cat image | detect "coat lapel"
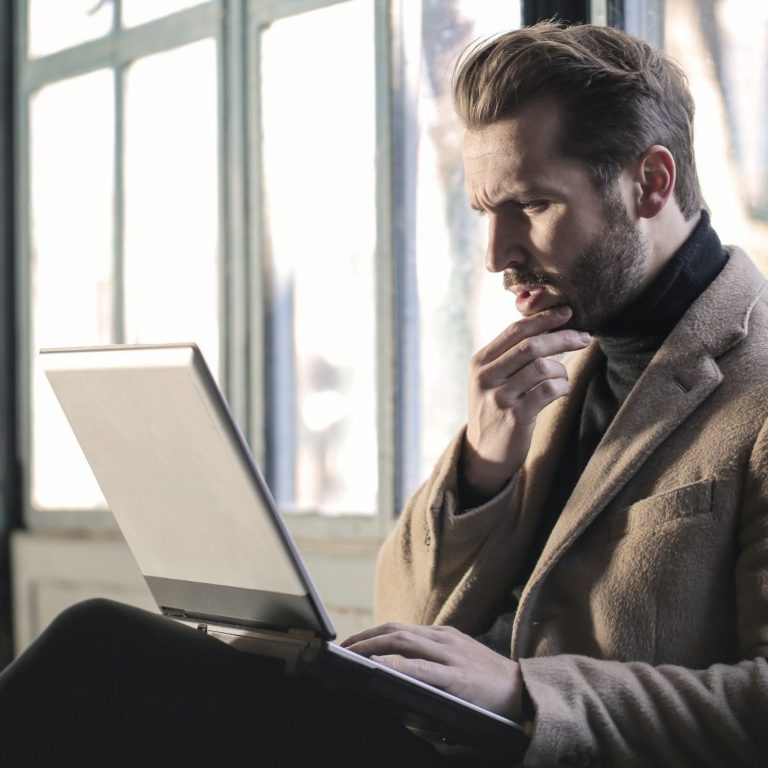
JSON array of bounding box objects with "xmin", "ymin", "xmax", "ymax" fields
[
  {"xmin": 521, "ymin": 248, "xmax": 767, "ymax": 596},
  {"xmin": 513, "ymin": 342, "xmax": 602, "ymax": 533}
]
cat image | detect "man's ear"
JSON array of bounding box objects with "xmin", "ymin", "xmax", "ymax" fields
[{"xmin": 635, "ymin": 145, "xmax": 676, "ymax": 218}]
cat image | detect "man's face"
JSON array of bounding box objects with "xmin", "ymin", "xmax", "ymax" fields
[{"xmin": 462, "ymin": 99, "xmax": 649, "ymax": 333}]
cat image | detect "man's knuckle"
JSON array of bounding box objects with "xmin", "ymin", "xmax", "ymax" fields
[
  {"xmin": 507, "ymin": 319, "xmax": 524, "ymax": 338},
  {"xmin": 493, "ymin": 388, "xmax": 512, "ymax": 408},
  {"xmin": 531, "ymin": 356, "xmax": 548, "ymax": 375},
  {"xmin": 540, "ymin": 379, "xmax": 561, "ymax": 397},
  {"xmin": 523, "ymin": 337, "xmax": 542, "ymax": 357},
  {"xmin": 393, "ymin": 630, "xmax": 413, "ymax": 645},
  {"xmin": 474, "ymin": 368, "xmax": 493, "ymax": 389}
]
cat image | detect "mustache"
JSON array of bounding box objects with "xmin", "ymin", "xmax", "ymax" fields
[{"xmin": 503, "ymin": 269, "xmax": 555, "ymax": 292}]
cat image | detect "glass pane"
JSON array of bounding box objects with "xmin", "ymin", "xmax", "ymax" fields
[
  {"xmin": 405, "ymin": 1, "xmax": 523, "ymax": 497},
  {"xmin": 30, "ymin": 71, "xmax": 114, "ymax": 510},
  {"xmin": 122, "ymin": 0, "xmax": 208, "ymax": 28},
  {"xmin": 28, "ymin": 0, "xmax": 113, "ymax": 58},
  {"xmin": 261, "ymin": 0, "xmax": 377, "ymax": 514},
  {"xmin": 123, "ymin": 40, "xmax": 220, "ymax": 376},
  {"xmin": 663, "ymin": 0, "xmax": 768, "ymax": 270}
]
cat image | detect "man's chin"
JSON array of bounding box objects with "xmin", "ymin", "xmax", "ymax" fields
[
  {"xmin": 522, "ymin": 302, "xmax": 591, "ymax": 333},
  {"xmin": 553, "ymin": 305, "xmax": 593, "ymax": 334}
]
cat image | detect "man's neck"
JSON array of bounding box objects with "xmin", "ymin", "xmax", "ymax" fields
[
  {"xmin": 641, "ymin": 205, "xmax": 702, "ymax": 289},
  {"xmin": 596, "ymin": 208, "xmax": 724, "ymax": 342}
]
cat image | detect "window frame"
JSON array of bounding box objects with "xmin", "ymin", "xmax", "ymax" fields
[{"xmin": 0, "ymin": 0, "xmax": 19, "ymax": 669}]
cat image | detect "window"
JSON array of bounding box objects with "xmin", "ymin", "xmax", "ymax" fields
[
  {"xmin": 616, "ymin": 0, "xmax": 768, "ymax": 271},
  {"xmin": 16, "ymin": 1, "xmax": 524, "ymax": 538},
  {"xmin": 661, "ymin": 0, "xmax": 768, "ymax": 270},
  {"xmin": 258, "ymin": 1, "xmax": 379, "ymax": 515}
]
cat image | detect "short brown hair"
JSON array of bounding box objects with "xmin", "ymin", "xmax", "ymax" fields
[{"xmin": 453, "ymin": 21, "xmax": 701, "ymax": 218}]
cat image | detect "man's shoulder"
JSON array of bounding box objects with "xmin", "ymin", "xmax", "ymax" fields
[
  {"xmin": 685, "ymin": 246, "xmax": 768, "ymax": 354},
  {"xmin": 698, "ymin": 249, "xmax": 768, "ymax": 402},
  {"xmin": 723, "ymin": 247, "xmax": 768, "ymax": 340}
]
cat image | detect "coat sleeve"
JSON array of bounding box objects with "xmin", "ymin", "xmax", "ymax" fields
[
  {"xmin": 374, "ymin": 428, "xmax": 525, "ymax": 632},
  {"xmin": 519, "ymin": 414, "xmax": 768, "ymax": 768},
  {"xmin": 519, "ymin": 655, "xmax": 768, "ymax": 767}
]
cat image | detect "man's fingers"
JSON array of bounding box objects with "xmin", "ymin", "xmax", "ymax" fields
[
  {"xmin": 492, "ymin": 356, "xmax": 569, "ymax": 407},
  {"xmin": 341, "ymin": 624, "xmax": 458, "ymax": 662},
  {"xmin": 369, "ymin": 654, "xmax": 453, "ymax": 690},
  {"xmin": 341, "ymin": 622, "xmax": 457, "ymax": 647},
  {"xmin": 345, "ymin": 631, "xmax": 445, "ymax": 662},
  {"xmin": 340, "ymin": 621, "xmax": 415, "ymax": 647},
  {"xmin": 517, "ymin": 376, "xmax": 571, "ymax": 415},
  {"xmin": 341, "ymin": 630, "xmax": 454, "ymax": 693},
  {"xmin": 474, "ymin": 327, "xmax": 589, "ymax": 389},
  {"xmin": 474, "ymin": 304, "xmax": 573, "ymax": 365}
]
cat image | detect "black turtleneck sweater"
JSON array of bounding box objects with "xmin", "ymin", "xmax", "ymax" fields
[
  {"xmin": 475, "ymin": 210, "xmax": 727, "ymax": 653},
  {"xmin": 576, "ymin": 210, "xmax": 726, "ymax": 475}
]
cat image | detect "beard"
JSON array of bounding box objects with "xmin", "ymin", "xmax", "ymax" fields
[{"xmin": 503, "ymin": 188, "xmax": 649, "ymax": 333}]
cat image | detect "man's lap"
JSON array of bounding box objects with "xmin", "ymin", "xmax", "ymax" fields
[{"xmin": 0, "ymin": 598, "xmax": 457, "ymax": 767}]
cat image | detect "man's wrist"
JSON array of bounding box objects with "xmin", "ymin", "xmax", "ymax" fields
[{"xmin": 458, "ymin": 442, "xmax": 515, "ymax": 509}]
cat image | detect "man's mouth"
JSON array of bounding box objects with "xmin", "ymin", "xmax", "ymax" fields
[
  {"xmin": 511, "ymin": 284, "xmax": 546, "ymax": 299},
  {"xmin": 512, "ymin": 285, "xmax": 549, "ymax": 314}
]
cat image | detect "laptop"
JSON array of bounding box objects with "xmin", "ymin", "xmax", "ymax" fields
[{"xmin": 40, "ymin": 342, "xmax": 528, "ymax": 756}]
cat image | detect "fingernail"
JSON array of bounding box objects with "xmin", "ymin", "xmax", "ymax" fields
[
  {"xmin": 579, "ymin": 332, "xmax": 591, "ymax": 344},
  {"xmin": 554, "ymin": 305, "xmax": 571, "ymax": 317}
]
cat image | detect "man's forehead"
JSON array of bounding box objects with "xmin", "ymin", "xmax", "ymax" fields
[
  {"xmin": 462, "ymin": 127, "xmax": 558, "ymax": 193},
  {"xmin": 463, "ymin": 104, "xmax": 564, "ymax": 170}
]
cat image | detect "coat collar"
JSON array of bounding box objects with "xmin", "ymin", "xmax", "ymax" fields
[{"xmin": 517, "ymin": 247, "xmax": 766, "ymax": 604}]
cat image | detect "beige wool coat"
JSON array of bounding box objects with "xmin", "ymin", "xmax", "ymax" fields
[{"xmin": 375, "ymin": 248, "xmax": 768, "ymax": 767}]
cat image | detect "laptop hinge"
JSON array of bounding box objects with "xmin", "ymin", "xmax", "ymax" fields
[
  {"xmin": 160, "ymin": 607, "xmax": 324, "ymax": 640},
  {"xmin": 162, "ymin": 607, "xmax": 188, "ymax": 619},
  {"xmin": 192, "ymin": 622, "xmax": 320, "ymax": 644}
]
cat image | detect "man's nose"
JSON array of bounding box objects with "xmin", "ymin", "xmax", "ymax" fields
[{"xmin": 485, "ymin": 213, "xmax": 526, "ymax": 273}]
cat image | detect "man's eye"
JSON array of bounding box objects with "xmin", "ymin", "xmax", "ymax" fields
[{"xmin": 519, "ymin": 200, "xmax": 548, "ymax": 212}]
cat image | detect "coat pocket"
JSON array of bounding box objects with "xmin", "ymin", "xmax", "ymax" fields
[
  {"xmin": 593, "ymin": 476, "xmax": 733, "ymax": 665},
  {"xmin": 605, "ymin": 477, "xmax": 714, "ymax": 541}
]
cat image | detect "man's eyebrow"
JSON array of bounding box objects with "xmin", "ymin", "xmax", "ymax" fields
[{"xmin": 469, "ymin": 188, "xmax": 560, "ymax": 210}]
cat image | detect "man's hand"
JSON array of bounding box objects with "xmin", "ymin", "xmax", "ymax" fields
[
  {"xmin": 462, "ymin": 305, "xmax": 590, "ymax": 502},
  {"xmin": 341, "ymin": 622, "xmax": 525, "ymax": 721}
]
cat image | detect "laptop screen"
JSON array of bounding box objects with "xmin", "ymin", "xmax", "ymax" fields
[{"xmin": 40, "ymin": 343, "xmax": 336, "ymax": 638}]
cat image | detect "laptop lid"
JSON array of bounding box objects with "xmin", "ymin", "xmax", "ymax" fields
[{"xmin": 40, "ymin": 342, "xmax": 336, "ymax": 640}]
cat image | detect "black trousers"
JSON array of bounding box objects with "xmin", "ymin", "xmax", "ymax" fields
[{"xmin": 0, "ymin": 599, "xmax": 515, "ymax": 767}]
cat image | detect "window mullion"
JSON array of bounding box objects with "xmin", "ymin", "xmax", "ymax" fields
[
  {"xmin": 113, "ymin": 64, "xmax": 125, "ymax": 344},
  {"xmin": 374, "ymin": 0, "xmax": 397, "ymax": 533},
  {"xmin": 221, "ymin": 0, "xmax": 250, "ymax": 433},
  {"xmin": 245, "ymin": 10, "xmax": 267, "ymax": 469},
  {"xmin": 113, "ymin": 0, "xmax": 124, "ymax": 345}
]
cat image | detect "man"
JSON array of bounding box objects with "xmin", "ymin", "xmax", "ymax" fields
[
  {"xmin": 1, "ymin": 20, "xmax": 766, "ymax": 768},
  {"xmin": 342, "ymin": 20, "xmax": 768, "ymax": 767}
]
